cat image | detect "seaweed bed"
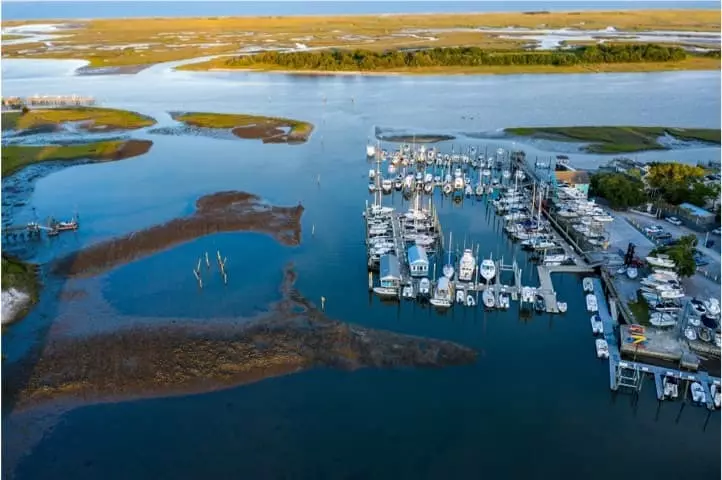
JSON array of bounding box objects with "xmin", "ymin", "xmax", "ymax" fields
[
  {"xmin": 9, "ymin": 266, "xmax": 477, "ymax": 410},
  {"xmin": 52, "ymin": 191, "xmax": 304, "ymax": 278}
]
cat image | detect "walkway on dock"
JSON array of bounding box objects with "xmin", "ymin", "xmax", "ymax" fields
[
  {"xmin": 391, "ymin": 213, "xmax": 410, "ymax": 283},
  {"xmin": 536, "ymin": 264, "xmax": 594, "ymax": 313},
  {"xmin": 593, "ymin": 278, "xmax": 720, "ymax": 410}
]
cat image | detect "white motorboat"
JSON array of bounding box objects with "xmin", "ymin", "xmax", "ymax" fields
[
  {"xmin": 595, "ymin": 339, "xmax": 609, "ymax": 359},
  {"xmin": 590, "ymin": 314, "xmax": 603, "ymax": 334},
  {"xmin": 402, "ymin": 284, "xmax": 414, "ymax": 299},
  {"xmin": 430, "ymin": 277, "xmax": 453, "ymax": 308},
  {"xmin": 368, "ymin": 182, "xmax": 377, "ymax": 193},
  {"xmin": 424, "ymin": 183, "xmax": 433, "ymax": 194},
  {"xmin": 582, "ymin": 277, "xmax": 594, "ymax": 293},
  {"xmin": 481, "ymin": 168, "xmax": 491, "ymax": 177},
  {"xmin": 366, "ymin": 205, "xmax": 394, "ymax": 216},
  {"xmin": 475, "ymin": 184, "xmax": 484, "ymax": 197},
  {"xmin": 557, "ymin": 301, "xmax": 567, "ymax": 313},
  {"xmin": 366, "ymin": 144, "xmax": 376, "ymax": 157},
  {"xmin": 704, "ymin": 298, "xmax": 721, "ymax": 316},
  {"xmin": 715, "ymin": 332, "xmax": 721, "ymax": 348},
  {"xmin": 373, "ymin": 286, "xmax": 398, "ymax": 298},
  {"xmin": 626, "ymin": 267, "xmax": 638, "ymax": 279},
  {"xmin": 458, "ymin": 249, "xmax": 477, "ymax": 283},
  {"xmin": 711, "ymin": 384, "xmax": 721, "ymax": 409},
  {"xmin": 684, "ymin": 326, "xmax": 697, "ymax": 341},
  {"xmin": 466, "ymin": 294, "xmax": 476, "ymax": 307},
  {"xmin": 698, "ymin": 327, "xmax": 712, "ymax": 343},
  {"xmin": 690, "ymin": 299, "xmax": 707, "ymax": 316},
  {"xmin": 464, "ymin": 184, "xmax": 473, "ymax": 197},
  {"xmin": 482, "ymin": 289, "xmax": 495, "ymax": 308},
  {"xmin": 479, "ymin": 257, "xmax": 496, "ymax": 283},
  {"xmin": 498, "ymin": 292, "xmax": 510, "ymax": 309},
  {"xmin": 442, "ymin": 183, "xmax": 453, "ymax": 195},
  {"xmin": 381, "ymin": 179, "xmax": 393, "ymax": 194},
  {"xmin": 659, "ymin": 289, "xmax": 684, "ymax": 300},
  {"xmin": 369, "ymin": 168, "xmax": 376, "ymax": 179},
  {"xmin": 586, "ymin": 294, "xmax": 598, "ymax": 313},
  {"xmin": 502, "ymin": 169, "xmax": 511, "ymax": 179},
  {"xmin": 418, "ymin": 278, "xmax": 431, "ymax": 298},
  {"xmin": 649, "ymin": 312, "xmax": 677, "ymax": 328},
  {"xmin": 453, "ymin": 177, "xmax": 465, "ymax": 191},
  {"xmin": 521, "ymin": 286, "xmax": 535, "ymax": 303},
  {"xmin": 456, "ymin": 289, "xmax": 466, "ymax": 304},
  {"xmin": 535, "ymin": 161, "xmax": 549, "ymax": 168},
  {"xmin": 646, "ymin": 255, "xmax": 676, "ymax": 269},
  {"xmin": 688, "ymin": 316, "xmax": 701, "ymax": 327},
  {"xmin": 663, "ymin": 375, "xmax": 679, "ymax": 399},
  {"xmin": 690, "ymin": 382, "xmax": 706, "ymax": 404},
  {"xmin": 515, "ymin": 170, "xmax": 525, "ymax": 181}
]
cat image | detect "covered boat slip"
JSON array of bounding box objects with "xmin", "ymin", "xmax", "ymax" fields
[
  {"xmin": 379, "ymin": 254, "xmax": 402, "ymax": 289},
  {"xmin": 407, "ymin": 245, "xmax": 429, "ymax": 277}
]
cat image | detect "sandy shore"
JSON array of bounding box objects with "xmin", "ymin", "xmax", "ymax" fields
[{"xmin": 1, "ymin": 288, "xmax": 30, "ymax": 324}]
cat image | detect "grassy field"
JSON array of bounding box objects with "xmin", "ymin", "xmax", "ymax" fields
[
  {"xmin": 1, "ymin": 107, "xmax": 156, "ymax": 131},
  {"xmin": 1, "ymin": 254, "xmax": 39, "ymax": 317},
  {"xmin": 173, "ymin": 112, "xmax": 314, "ymax": 143},
  {"xmin": 180, "ymin": 55, "xmax": 720, "ymax": 75},
  {"xmin": 505, "ymin": 126, "xmax": 721, "ymax": 153},
  {"xmin": 1, "ymin": 10, "xmax": 718, "ymax": 70},
  {"xmin": 1, "ymin": 139, "xmax": 153, "ymax": 177}
]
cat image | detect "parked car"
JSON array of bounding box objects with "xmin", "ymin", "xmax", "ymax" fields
[
  {"xmin": 665, "ymin": 216, "xmax": 683, "ymax": 226},
  {"xmin": 645, "ymin": 225, "xmax": 664, "ymax": 234},
  {"xmin": 712, "ymin": 228, "xmax": 721, "ymax": 235},
  {"xmin": 653, "ymin": 232, "xmax": 672, "ymax": 240}
]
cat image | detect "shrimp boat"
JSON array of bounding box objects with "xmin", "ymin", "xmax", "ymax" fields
[
  {"xmin": 586, "ymin": 294, "xmax": 598, "ymax": 312},
  {"xmin": 479, "ymin": 256, "xmax": 496, "ymax": 283},
  {"xmin": 430, "ymin": 276, "xmax": 453, "ymax": 308},
  {"xmin": 590, "ymin": 314, "xmax": 603, "ymax": 334},
  {"xmin": 458, "ymin": 249, "xmax": 476, "ymax": 283},
  {"xmin": 595, "ymin": 339, "xmax": 609, "ymax": 359}
]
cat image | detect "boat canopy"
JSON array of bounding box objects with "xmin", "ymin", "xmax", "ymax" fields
[
  {"xmin": 407, "ymin": 245, "xmax": 429, "ymax": 266},
  {"xmin": 380, "ymin": 254, "xmax": 401, "ymax": 282},
  {"xmin": 437, "ymin": 276, "xmax": 450, "ymax": 292}
]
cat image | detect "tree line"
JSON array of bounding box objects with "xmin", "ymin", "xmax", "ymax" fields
[{"xmin": 225, "ymin": 44, "xmax": 688, "ymax": 70}]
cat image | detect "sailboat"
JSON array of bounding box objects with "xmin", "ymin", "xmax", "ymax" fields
[
  {"xmin": 479, "ymin": 255, "xmax": 496, "ymax": 283},
  {"xmin": 443, "ymin": 232, "xmax": 455, "ymax": 279}
]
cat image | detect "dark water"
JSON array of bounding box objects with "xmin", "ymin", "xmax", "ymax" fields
[
  {"xmin": 1, "ymin": 60, "xmax": 720, "ymax": 478},
  {"xmin": 2, "ymin": 1, "xmax": 717, "ymax": 20}
]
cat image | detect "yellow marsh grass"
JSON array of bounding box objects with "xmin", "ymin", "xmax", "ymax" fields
[{"xmin": 1, "ymin": 10, "xmax": 718, "ymax": 68}]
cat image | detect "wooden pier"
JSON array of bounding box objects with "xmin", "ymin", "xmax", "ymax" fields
[{"xmin": 536, "ymin": 264, "xmax": 594, "ymax": 313}]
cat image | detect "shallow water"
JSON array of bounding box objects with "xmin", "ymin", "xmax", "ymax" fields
[{"xmin": 1, "ymin": 59, "xmax": 720, "ymax": 479}]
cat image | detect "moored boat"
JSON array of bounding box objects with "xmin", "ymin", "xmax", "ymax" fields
[
  {"xmin": 586, "ymin": 294, "xmax": 598, "ymax": 313},
  {"xmin": 595, "ymin": 339, "xmax": 609, "ymax": 359}
]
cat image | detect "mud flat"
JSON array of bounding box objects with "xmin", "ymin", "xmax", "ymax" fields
[
  {"xmin": 1, "ymin": 107, "xmax": 156, "ymax": 133},
  {"xmin": 377, "ymin": 134, "xmax": 456, "ymax": 143},
  {"xmin": 53, "ymin": 191, "xmax": 304, "ymax": 278},
  {"xmin": 11, "ymin": 266, "xmax": 477, "ymax": 409},
  {"xmin": 170, "ymin": 111, "xmax": 314, "ymax": 144}
]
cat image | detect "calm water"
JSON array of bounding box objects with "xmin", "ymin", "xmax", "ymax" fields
[
  {"xmin": 2, "ymin": 1, "xmax": 718, "ymax": 20},
  {"xmin": 1, "ymin": 59, "xmax": 720, "ymax": 479}
]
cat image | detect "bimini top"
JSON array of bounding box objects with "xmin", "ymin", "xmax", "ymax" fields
[
  {"xmin": 407, "ymin": 245, "xmax": 429, "ymax": 265},
  {"xmin": 380, "ymin": 254, "xmax": 401, "ymax": 281},
  {"xmin": 436, "ymin": 276, "xmax": 450, "ymax": 292}
]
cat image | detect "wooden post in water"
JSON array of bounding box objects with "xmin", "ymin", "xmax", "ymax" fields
[{"xmin": 321, "ymin": 296, "xmax": 326, "ymax": 311}]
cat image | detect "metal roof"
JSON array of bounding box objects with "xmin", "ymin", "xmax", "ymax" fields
[
  {"xmin": 380, "ymin": 254, "xmax": 401, "ymax": 280},
  {"xmin": 679, "ymin": 202, "xmax": 714, "ymax": 218},
  {"xmin": 407, "ymin": 245, "xmax": 429, "ymax": 265}
]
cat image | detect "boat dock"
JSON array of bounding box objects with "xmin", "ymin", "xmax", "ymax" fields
[
  {"xmin": 2, "ymin": 95, "xmax": 96, "ymax": 109},
  {"xmin": 593, "ymin": 278, "xmax": 719, "ymax": 410},
  {"xmin": 537, "ymin": 264, "xmax": 594, "ymax": 313}
]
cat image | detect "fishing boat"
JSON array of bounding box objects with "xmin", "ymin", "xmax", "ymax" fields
[
  {"xmin": 458, "ymin": 249, "xmax": 477, "ymax": 283},
  {"xmin": 595, "ymin": 339, "xmax": 609, "ymax": 359},
  {"xmin": 690, "ymin": 382, "xmax": 706, "ymax": 404},
  {"xmin": 684, "ymin": 326, "xmax": 697, "ymax": 341},
  {"xmin": 534, "ymin": 295, "xmax": 545, "ymax": 313},
  {"xmin": 418, "ymin": 277, "xmax": 431, "ymax": 299},
  {"xmin": 590, "ymin": 314, "xmax": 603, "ymax": 334},
  {"xmin": 455, "ymin": 289, "xmax": 466, "ymax": 304},
  {"xmin": 430, "ymin": 277, "xmax": 453, "ymax": 308},
  {"xmin": 482, "ymin": 289, "xmax": 495, "ymax": 309},
  {"xmin": 582, "ymin": 277, "xmax": 594, "ymax": 293},
  {"xmin": 663, "ymin": 375, "xmax": 679, "ymax": 399},
  {"xmin": 479, "ymin": 257, "xmax": 496, "ymax": 283},
  {"xmin": 711, "ymin": 384, "xmax": 721, "ymax": 409},
  {"xmin": 586, "ymin": 294, "xmax": 598, "ymax": 313},
  {"xmin": 498, "ymin": 292, "xmax": 510, "ymax": 309}
]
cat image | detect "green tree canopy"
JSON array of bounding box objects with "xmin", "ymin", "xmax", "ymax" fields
[
  {"xmin": 652, "ymin": 234, "xmax": 698, "ymax": 277},
  {"xmin": 589, "ymin": 172, "xmax": 646, "ymax": 209},
  {"xmin": 646, "ymin": 162, "xmax": 717, "ymax": 206}
]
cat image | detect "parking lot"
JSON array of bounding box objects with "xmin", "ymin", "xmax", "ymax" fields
[{"xmin": 615, "ymin": 210, "xmax": 721, "ymax": 300}]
